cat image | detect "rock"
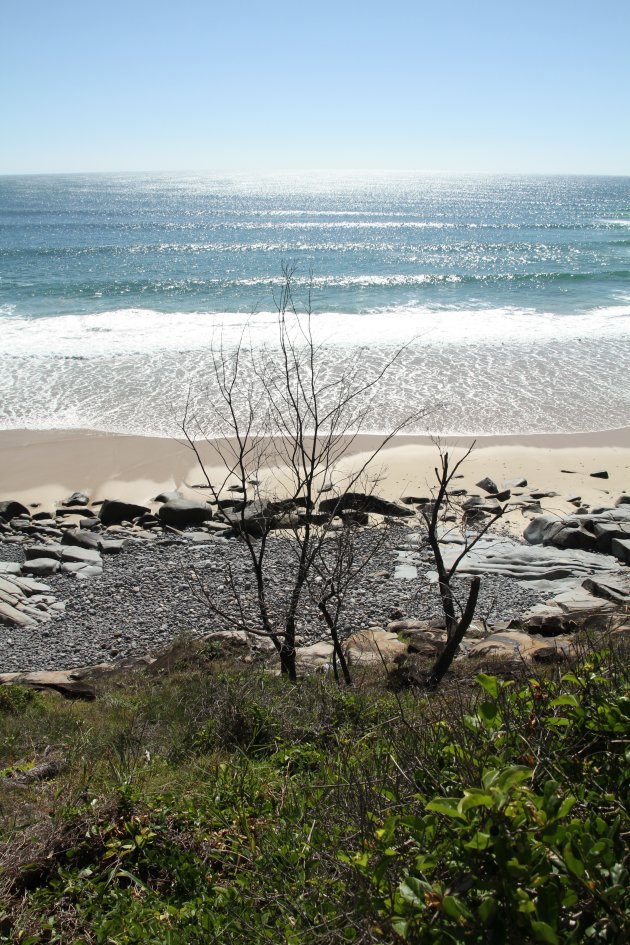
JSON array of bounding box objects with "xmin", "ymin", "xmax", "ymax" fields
[
  {"xmin": 56, "ymin": 506, "xmax": 97, "ymax": 518},
  {"xmin": 0, "ymin": 671, "xmax": 95, "ymax": 700},
  {"xmin": 0, "ymin": 601, "xmax": 38, "ymax": 627},
  {"xmin": 319, "ymin": 493, "xmax": 414, "ymax": 518},
  {"xmin": 99, "ymin": 500, "xmax": 150, "ymax": 526},
  {"xmin": 476, "ymin": 477, "xmax": 498, "ymax": 494},
  {"xmin": 615, "ymin": 495, "xmax": 630, "ymax": 507},
  {"xmin": 590, "ymin": 470, "xmax": 609, "ymax": 479},
  {"xmin": 496, "ymin": 489, "xmax": 511, "ymax": 502},
  {"xmin": 468, "ymin": 631, "xmax": 575, "ymax": 662},
  {"xmin": 295, "ymin": 641, "xmax": 335, "ymax": 674},
  {"xmin": 530, "ymin": 490, "xmax": 558, "ymax": 500},
  {"xmin": 158, "ymin": 499, "xmax": 213, "ymax": 528},
  {"xmin": 61, "ymin": 528, "xmax": 101, "ymax": 551},
  {"xmin": 340, "ymin": 510, "xmax": 370, "ymax": 526},
  {"xmin": 504, "ymin": 477, "xmax": 527, "ymax": 488},
  {"xmin": 343, "ymin": 628, "xmax": 408, "ymax": 666},
  {"xmin": 593, "ymin": 521, "xmax": 630, "ymax": 554},
  {"xmin": 61, "ymin": 546, "xmax": 102, "ymax": 565},
  {"xmin": 154, "ymin": 489, "xmax": 184, "ymax": 503},
  {"xmin": 402, "ymin": 496, "xmax": 431, "ymax": 505},
  {"xmin": 0, "ymin": 500, "xmax": 30, "ymax": 522},
  {"xmin": 62, "ymin": 492, "xmax": 89, "ymax": 506},
  {"xmin": 22, "ymin": 558, "xmax": 60, "ymax": 576},
  {"xmin": 611, "ymin": 538, "xmax": 630, "ymax": 564},
  {"xmin": 24, "ymin": 543, "xmax": 64, "ymax": 561},
  {"xmin": 387, "ymin": 617, "xmax": 428, "ymax": 633}
]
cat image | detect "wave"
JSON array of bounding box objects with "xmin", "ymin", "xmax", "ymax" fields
[{"xmin": 2, "ymin": 302, "xmax": 630, "ymax": 358}]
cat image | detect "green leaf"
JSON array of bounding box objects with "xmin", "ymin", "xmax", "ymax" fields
[
  {"xmin": 550, "ymin": 694, "xmax": 580, "ymax": 708},
  {"xmin": 495, "ymin": 765, "xmax": 533, "ymax": 791},
  {"xmin": 459, "ymin": 790, "xmax": 495, "ymax": 813},
  {"xmin": 465, "ymin": 831, "xmax": 491, "ymax": 850},
  {"xmin": 398, "ymin": 875, "xmax": 426, "ymax": 908},
  {"xmin": 531, "ymin": 920, "xmax": 560, "ymax": 944},
  {"xmin": 478, "ymin": 701, "xmax": 500, "ymax": 724},
  {"xmin": 426, "ymin": 798, "xmax": 467, "ymax": 821},
  {"xmin": 562, "ymin": 843, "xmax": 586, "ymax": 878},
  {"xmin": 476, "ymin": 673, "xmax": 500, "ymax": 699},
  {"xmin": 557, "ymin": 795, "xmax": 577, "ymax": 819},
  {"xmin": 478, "ymin": 897, "xmax": 497, "ymax": 923}
]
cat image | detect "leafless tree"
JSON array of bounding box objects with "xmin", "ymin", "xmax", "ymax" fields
[
  {"xmin": 420, "ymin": 444, "xmax": 507, "ymax": 689},
  {"xmin": 180, "ymin": 265, "xmax": 425, "ymax": 681}
]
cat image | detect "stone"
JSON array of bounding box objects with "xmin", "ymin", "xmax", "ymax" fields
[
  {"xmin": 319, "ymin": 493, "xmax": 413, "ymax": 518},
  {"xmin": 62, "ymin": 492, "xmax": 89, "ymax": 506},
  {"xmin": 530, "ymin": 490, "xmax": 558, "ymax": 500},
  {"xmin": 504, "ymin": 477, "xmax": 527, "ymax": 488},
  {"xmin": 402, "ymin": 496, "xmax": 431, "ymax": 505},
  {"xmin": 158, "ymin": 499, "xmax": 213, "ymax": 528},
  {"xmin": 611, "ymin": 538, "xmax": 630, "ymax": 564},
  {"xmin": 496, "ymin": 489, "xmax": 511, "ymax": 502},
  {"xmin": 0, "ymin": 601, "xmax": 37, "ymax": 627},
  {"xmin": 61, "ymin": 528, "xmax": 101, "ymax": 550},
  {"xmin": 22, "ymin": 558, "xmax": 60, "ymax": 575},
  {"xmin": 476, "ymin": 477, "xmax": 498, "ymax": 494},
  {"xmin": 593, "ymin": 521, "xmax": 630, "ymax": 554},
  {"xmin": 24, "ymin": 543, "xmax": 64, "ymax": 560},
  {"xmin": 154, "ymin": 489, "xmax": 184, "ymax": 503},
  {"xmin": 590, "ymin": 470, "xmax": 609, "ymax": 479},
  {"xmin": 295, "ymin": 641, "xmax": 335, "ymax": 674},
  {"xmin": 343, "ymin": 628, "xmax": 408, "ymax": 666},
  {"xmin": 0, "ymin": 672, "xmax": 95, "ymax": 700},
  {"xmin": 56, "ymin": 506, "xmax": 96, "ymax": 518},
  {"xmin": 99, "ymin": 500, "xmax": 150, "ymax": 526},
  {"xmin": 61, "ymin": 546, "xmax": 102, "ymax": 565},
  {"xmin": 468, "ymin": 631, "xmax": 574, "ymax": 661},
  {"xmin": 615, "ymin": 495, "xmax": 630, "ymax": 507},
  {"xmin": 0, "ymin": 500, "xmax": 30, "ymax": 522}
]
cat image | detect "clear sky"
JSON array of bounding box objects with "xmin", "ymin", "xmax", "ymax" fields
[{"xmin": 2, "ymin": 0, "xmax": 629, "ymax": 175}]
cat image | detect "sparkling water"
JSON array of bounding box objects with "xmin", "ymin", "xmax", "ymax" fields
[{"xmin": 1, "ymin": 171, "xmax": 629, "ymax": 435}]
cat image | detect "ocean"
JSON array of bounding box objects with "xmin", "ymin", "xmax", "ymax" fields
[{"xmin": 1, "ymin": 171, "xmax": 629, "ymax": 437}]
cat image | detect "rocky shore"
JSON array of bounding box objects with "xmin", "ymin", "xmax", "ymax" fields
[{"xmin": 1, "ymin": 469, "xmax": 629, "ymax": 684}]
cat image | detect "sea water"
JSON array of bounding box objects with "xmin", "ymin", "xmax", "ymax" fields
[{"xmin": 1, "ymin": 171, "xmax": 629, "ymax": 436}]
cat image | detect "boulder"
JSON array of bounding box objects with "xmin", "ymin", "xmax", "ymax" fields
[
  {"xmin": 61, "ymin": 546, "xmax": 102, "ymax": 565},
  {"xmin": 468, "ymin": 631, "xmax": 575, "ymax": 662},
  {"xmin": 99, "ymin": 500, "xmax": 150, "ymax": 526},
  {"xmin": 24, "ymin": 543, "xmax": 64, "ymax": 560},
  {"xmin": 476, "ymin": 477, "xmax": 498, "ymax": 495},
  {"xmin": 22, "ymin": 558, "xmax": 60, "ymax": 576},
  {"xmin": 61, "ymin": 528, "xmax": 101, "ymax": 551},
  {"xmin": 158, "ymin": 499, "xmax": 213, "ymax": 528},
  {"xmin": 615, "ymin": 495, "xmax": 630, "ymax": 507},
  {"xmin": 295, "ymin": 641, "xmax": 335, "ymax": 674},
  {"xmin": 611, "ymin": 538, "xmax": 630, "ymax": 565},
  {"xmin": 154, "ymin": 489, "xmax": 184, "ymax": 503},
  {"xmin": 0, "ymin": 500, "xmax": 30, "ymax": 522},
  {"xmin": 590, "ymin": 470, "xmax": 609, "ymax": 479},
  {"xmin": 61, "ymin": 492, "xmax": 89, "ymax": 506},
  {"xmin": 343, "ymin": 628, "xmax": 408, "ymax": 666},
  {"xmin": 319, "ymin": 493, "xmax": 413, "ymax": 518}
]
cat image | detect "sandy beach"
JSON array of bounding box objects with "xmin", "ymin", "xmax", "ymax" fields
[{"xmin": 1, "ymin": 428, "xmax": 628, "ymax": 526}]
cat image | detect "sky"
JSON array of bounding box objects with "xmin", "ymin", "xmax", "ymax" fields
[{"xmin": 2, "ymin": 0, "xmax": 629, "ymax": 176}]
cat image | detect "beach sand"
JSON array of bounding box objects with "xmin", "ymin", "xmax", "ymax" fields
[{"xmin": 1, "ymin": 428, "xmax": 628, "ymax": 530}]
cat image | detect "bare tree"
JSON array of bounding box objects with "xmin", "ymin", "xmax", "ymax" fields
[
  {"xmin": 420, "ymin": 444, "xmax": 507, "ymax": 689},
  {"xmin": 180, "ymin": 265, "xmax": 425, "ymax": 681}
]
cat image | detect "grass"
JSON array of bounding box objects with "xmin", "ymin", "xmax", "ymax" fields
[{"xmin": 0, "ymin": 641, "xmax": 628, "ymax": 944}]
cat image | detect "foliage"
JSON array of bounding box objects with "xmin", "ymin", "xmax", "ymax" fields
[{"xmin": 0, "ymin": 650, "xmax": 627, "ymax": 944}]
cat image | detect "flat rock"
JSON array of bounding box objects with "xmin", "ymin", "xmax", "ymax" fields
[
  {"xmin": 0, "ymin": 601, "xmax": 37, "ymax": 627},
  {"xmin": 22, "ymin": 558, "xmax": 60, "ymax": 576},
  {"xmin": 62, "ymin": 492, "xmax": 90, "ymax": 506},
  {"xmin": 158, "ymin": 499, "xmax": 213, "ymax": 528},
  {"xmin": 590, "ymin": 470, "xmax": 609, "ymax": 479},
  {"xmin": 319, "ymin": 493, "xmax": 413, "ymax": 518},
  {"xmin": 61, "ymin": 546, "xmax": 103, "ymax": 565},
  {"xmin": 476, "ymin": 477, "xmax": 498, "ymax": 494},
  {"xmin": 468, "ymin": 631, "xmax": 575, "ymax": 661}
]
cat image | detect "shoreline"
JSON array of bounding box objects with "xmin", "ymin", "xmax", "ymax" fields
[{"xmin": 1, "ymin": 427, "xmax": 628, "ymax": 519}]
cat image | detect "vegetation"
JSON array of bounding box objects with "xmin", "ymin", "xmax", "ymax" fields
[{"xmin": 1, "ymin": 644, "xmax": 628, "ymax": 944}]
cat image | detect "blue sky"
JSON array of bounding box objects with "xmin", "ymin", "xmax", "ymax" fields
[{"xmin": 2, "ymin": 0, "xmax": 629, "ymax": 175}]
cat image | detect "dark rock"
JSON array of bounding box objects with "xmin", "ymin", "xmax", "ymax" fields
[
  {"xmin": 476, "ymin": 477, "xmax": 498, "ymax": 494},
  {"xmin": 24, "ymin": 544, "xmax": 64, "ymax": 560},
  {"xmin": 340, "ymin": 510, "xmax": 370, "ymax": 526},
  {"xmin": 593, "ymin": 521, "xmax": 630, "ymax": 554},
  {"xmin": 590, "ymin": 470, "xmax": 609, "ymax": 479},
  {"xmin": 402, "ymin": 496, "xmax": 431, "ymax": 505},
  {"xmin": 611, "ymin": 538, "xmax": 630, "ymax": 564},
  {"xmin": 496, "ymin": 489, "xmax": 511, "ymax": 502},
  {"xmin": 61, "ymin": 529, "xmax": 101, "ymax": 551},
  {"xmin": 319, "ymin": 493, "xmax": 413, "ymax": 518},
  {"xmin": 62, "ymin": 492, "xmax": 89, "ymax": 506},
  {"xmin": 56, "ymin": 506, "xmax": 97, "ymax": 518},
  {"xmin": 615, "ymin": 495, "xmax": 630, "ymax": 507},
  {"xmin": 99, "ymin": 500, "xmax": 150, "ymax": 526},
  {"xmin": 0, "ymin": 500, "xmax": 30, "ymax": 522},
  {"xmin": 158, "ymin": 499, "xmax": 213, "ymax": 528},
  {"xmin": 32, "ymin": 511, "xmax": 54, "ymax": 521}
]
